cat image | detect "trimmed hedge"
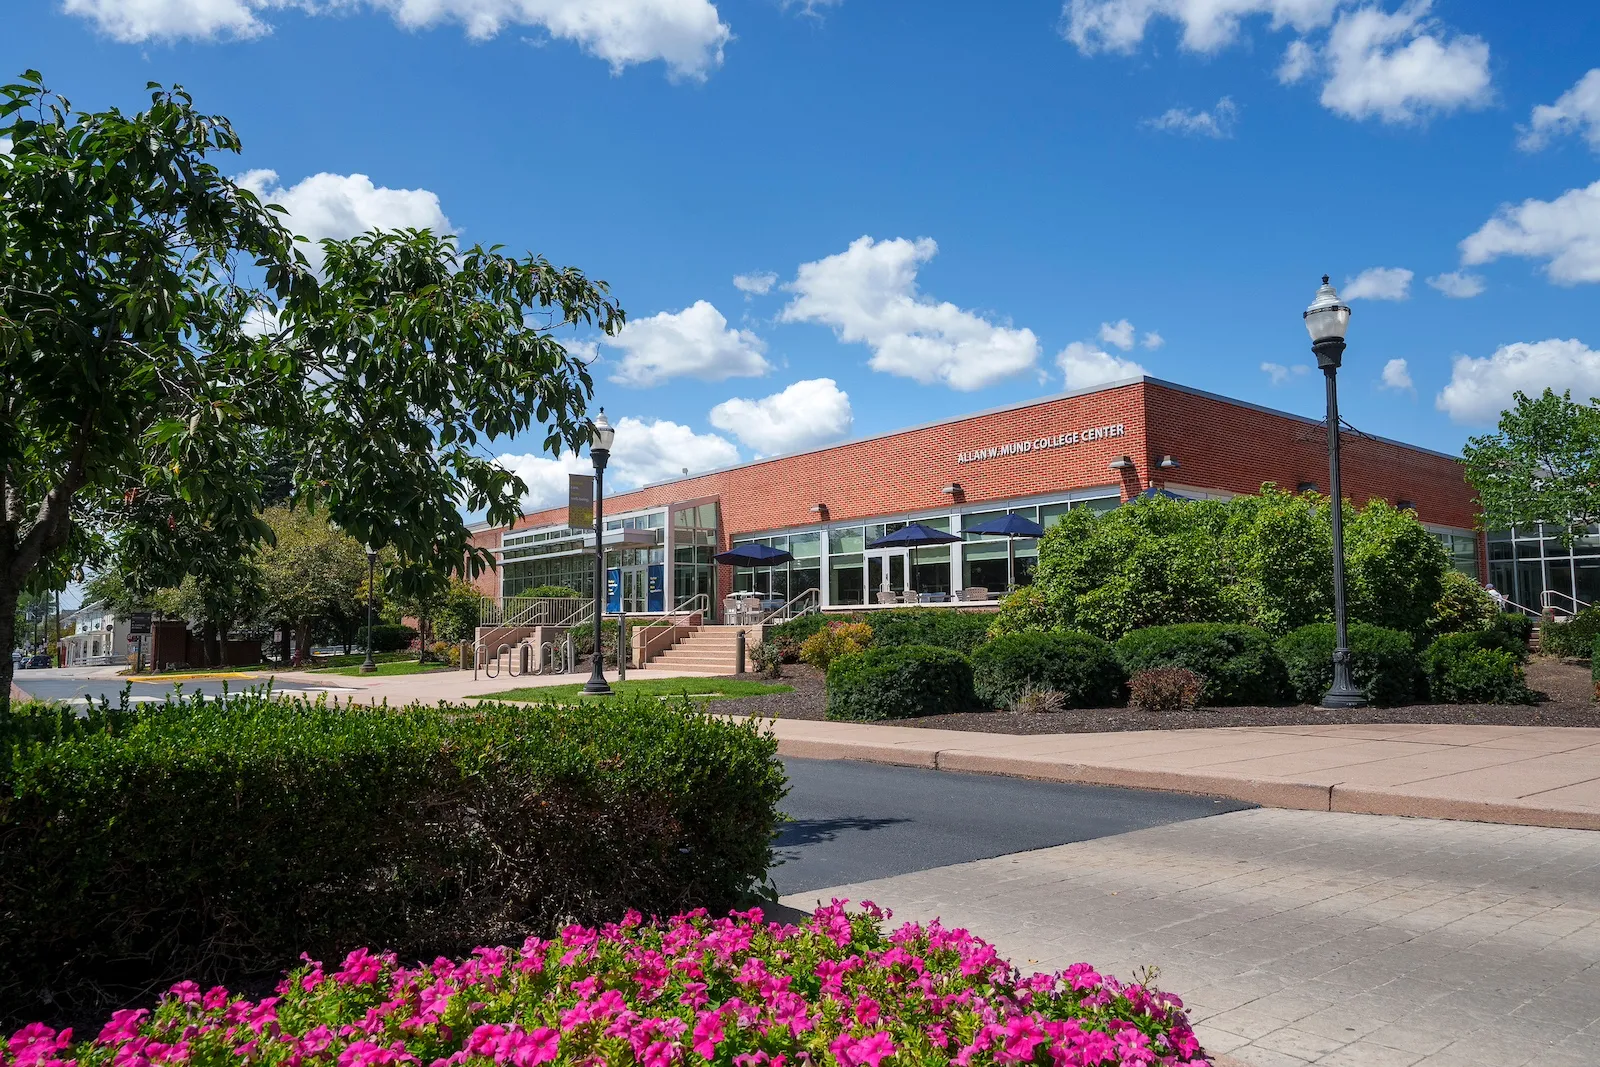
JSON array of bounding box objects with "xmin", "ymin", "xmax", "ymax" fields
[
  {"xmin": 356, "ymin": 622, "xmax": 417, "ymax": 652},
  {"xmin": 1490, "ymin": 610, "xmax": 1535, "ymax": 648},
  {"xmin": 1277, "ymin": 622, "xmax": 1419, "ymax": 707},
  {"xmin": 0, "ymin": 690, "xmax": 784, "ymax": 1026},
  {"xmin": 1115, "ymin": 623, "xmax": 1289, "ymax": 706},
  {"xmin": 866, "ymin": 609, "xmax": 997, "ymax": 654},
  {"xmin": 970, "ymin": 631, "xmax": 1125, "ymax": 710},
  {"xmin": 1422, "ymin": 632, "xmax": 1535, "ymax": 704},
  {"xmin": 825, "ymin": 645, "xmax": 974, "ymax": 721},
  {"xmin": 1538, "ymin": 608, "xmax": 1600, "ymax": 658}
]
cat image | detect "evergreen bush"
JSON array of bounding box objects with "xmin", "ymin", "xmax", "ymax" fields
[
  {"xmin": 1276, "ymin": 622, "xmax": 1420, "ymax": 706},
  {"xmin": 1490, "ymin": 611, "xmax": 1535, "ymax": 647},
  {"xmin": 825, "ymin": 645, "xmax": 974, "ymax": 721},
  {"xmin": 969, "ymin": 631, "xmax": 1125, "ymax": 710},
  {"xmin": 1538, "ymin": 608, "xmax": 1600, "ymax": 658},
  {"xmin": 866, "ymin": 609, "xmax": 997, "ymax": 654},
  {"xmin": 799, "ymin": 621, "xmax": 873, "ymax": 671},
  {"xmin": 1115, "ymin": 623, "xmax": 1289, "ymax": 706},
  {"xmin": 1422, "ymin": 632, "xmax": 1536, "ymax": 703},
  {"xmin": 764, "ymin": 613, "xmax": 842, "ymax": 663},
  {"xmin": 355, "ymin": 622, "xmax": 417, "ymax": 652},
  {"xmin": 524, "ymin": 585, "xmax": 582, "ymax": 599},
  {"xmin": 0, "ymin": 691, "xmax": 784, "ymax": 1025},
  {"xmin": 1427, "ymin": 570, "xmax": 1498, "ymax": 636}
]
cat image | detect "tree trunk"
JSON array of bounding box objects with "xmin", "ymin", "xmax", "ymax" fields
[
  {"xmin": 296, "ymin": 617, "xmax": 313, "ymax": 666},
  {"xmin": 0, "ymin": 581, "xmax": 19, "ymax": 717},
  {"xmin": 279, "ymin": 623, "xmax": 291, "ymax": 666},
  {"xmin": 207, "ymin": 622, "xmax": 224, "ymax": 668}
]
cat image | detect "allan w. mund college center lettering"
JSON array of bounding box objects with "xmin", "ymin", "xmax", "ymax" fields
[{"xmin": 956, "ymin": 423, "xmax": 1127, "ymax": 465}]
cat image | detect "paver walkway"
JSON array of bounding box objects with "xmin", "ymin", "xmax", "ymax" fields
[
  {"xmin": 767, "ymin": 718, "xmax": 1600, "ymax": 830},
  {"xmin": 781, "ymin": 807, "xmax": 1600, "ymax": 1067}
]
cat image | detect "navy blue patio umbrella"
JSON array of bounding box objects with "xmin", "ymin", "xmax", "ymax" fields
[
  {"xmin": 867, "ymin": 522, "xmax": 961, "ymax": 595},
  {"xmin": 1137, "ymin": 487, "xmax": 1188, "ymax": 501},
  {"xmin": 963, "ymin": 513, "xmax": 1046, "ymax": 591},
  {"xmin": 713, "ymin": 543, "xmax": 795, "ymax": 566}
]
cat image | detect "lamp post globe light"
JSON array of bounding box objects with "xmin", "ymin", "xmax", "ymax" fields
[
  {"xmin": 583, "ymin": 408, "xmax": 616, "ymax": 696},
  {"xmin": 361, "ymin": 544, "xmax": 379, "ymax": 674},
  {"xmin": 1304, "ymin": 275, "xmax": 1367, "ymax": 709}
]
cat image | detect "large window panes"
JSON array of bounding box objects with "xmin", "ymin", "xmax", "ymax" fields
[
  {"xmin": 673, "ymin": 502, "xmax": 719, "ymax": 608},
  {"xmin": 791, "ymin": 532, "xmax": 821, "ymax": 601},
  {"xmin": 829, "ymin": 554, "xmax": 865, "ymax": 606}
]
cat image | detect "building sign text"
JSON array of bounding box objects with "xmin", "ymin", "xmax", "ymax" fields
[{"xmin": 956, "ymin": 423, "xmax": 1126, "ymax": 464}]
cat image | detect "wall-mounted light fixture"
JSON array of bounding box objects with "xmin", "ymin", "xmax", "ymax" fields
[
  {"xmin": 1109, "ymin": 455, "xmax": 1135, "ymax": 471},
  {"xmin": 940, "ymin": 483, "xmax": 961, "ymax": 495},
  {"xmin": 1397, "ymin": 499, "xmax": 1415, "ymax": 511},
  {"xmin": 809, "ymin": 504, "xmax": 829, "ymax": 518},
  {"xmin": 1158, "ymin": 455, "xmax": 1180, "ymax": 469}
]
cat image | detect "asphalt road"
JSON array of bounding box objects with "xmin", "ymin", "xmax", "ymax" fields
[
  {"xmin": 12, "ymin": 670, "xmax": 350, "ymax": 706},
  {"xmin": 773, "ymin": 756, "xmax": 1253, "ymax": 896}
]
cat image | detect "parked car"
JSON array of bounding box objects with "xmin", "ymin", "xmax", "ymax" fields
[{"xmin": 21, "ymin": 653, "xmax": 50, "ymax": 669}]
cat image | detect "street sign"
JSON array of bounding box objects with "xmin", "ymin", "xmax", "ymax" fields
[
  {"xmin": 129, "ymin": 612, "xmax": 152, "ymax": 635},
  {"xmin": 568, "ymin": 473, "xmax": 595, "ymax": 530},
  {"xmin": 24, "ymin": 604, "xmax": 45, "ymax": 623}
]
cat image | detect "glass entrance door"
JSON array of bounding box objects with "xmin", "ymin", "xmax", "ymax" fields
[
  {"xmin": 620, "ymin": 565, "xmax": 650, "ymax": 613},
  {"xmin": 866, "ymin": 550, "xmax": 909, "ymax": 603}
]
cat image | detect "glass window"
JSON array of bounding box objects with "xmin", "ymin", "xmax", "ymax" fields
[
  {"xmin": 1008, "ymin": 506, "xmax": 1038, "ymax": 522},
  {"xmin": 1081, "ymin": 496, "xmax": 1120, "ymax": 513},
  {"xmin": 963, "ymin": 557, "xmax": 1008, "ymax": 593},
  {"xmin": 1040, "ymin": 503, "xmax": 1072, "ymax": 527},
  {"xmin": 829, "ymin": 553, "xmax": 864, "ymax": 606},
  {"xmin": 791, "ymin": 563, "xmax": 821, "ymax": 597},
  {"xmin": 828, "ymin": 526, "xmax": 865, "ymax": 554},
  {"xmin": 791, "ymin": 532, "xmax": 821, "ymax": 558}
]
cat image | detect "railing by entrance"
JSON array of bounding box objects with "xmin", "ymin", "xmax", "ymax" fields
[
  {"xmin": 478, "ymin": 596, "xmax": 591, "ymax": 629},
  {"xmin": 1501, "ymin": 596, "xmax": 1541, "ymax": 620},
  {"xmin": 760, "ymin": 587, "xmax": 821, "ymax": 625},
  {"xmin": 1541, "ymin": 590, "xmax": 1592, "ymax": 618}
]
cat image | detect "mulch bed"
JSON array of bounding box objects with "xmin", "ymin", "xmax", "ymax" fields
[{"xmin": 716, "ymin": 659, "xmax": 1600, "ymax": 734}]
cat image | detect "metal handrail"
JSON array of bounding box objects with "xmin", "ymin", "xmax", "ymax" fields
[
  {"xmin": 1540, "ymin": 590, "xmax": 1592, "ymax": 617},
  {"xmin": 760, "ymin": 587, "xmax": 822, "ymax": 626},
  {"xmin": 1500, "ymin": 596, "xmax": 1541, "ymax": 620}
]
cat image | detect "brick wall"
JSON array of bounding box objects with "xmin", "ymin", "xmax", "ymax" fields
[{"xmin": 468, "ymin": 378, "xmax": 1479, "ymax": 595}]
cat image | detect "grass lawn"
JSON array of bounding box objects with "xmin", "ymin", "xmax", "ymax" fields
[
  {"xmin": 312, "ymin": 661, "xmax": 458, "ymax": 677},
  {"xmin": 479, "ymin": 678, "xmax": 792, "ymax": 703}
]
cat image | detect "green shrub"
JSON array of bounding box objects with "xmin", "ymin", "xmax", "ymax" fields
[
  {"xmin": 799, "ymin": 621, "xmax": 873, "ymax": 671},
  {"xmin": 1423, "ymin": 632, "xmax": 1536, "ymax": 703},
  {"xmin": 1593, "ymin": 636, "xmax": 1600, "ymax": 700},
  {"xmin": 866, "ymin": 609, "xmax": 996, "ymax": 654},
  {"xmin": 1276, "ymin": 622, "xmax": 1420, "ymax": 706},
  {"xmin": 1490, "ymin": 611, "xmax": 1535, "ymax": 647},
  {"xmin": 765, "ymin": 613, "xmax": 845, "ymax": 663},
  {"xmin": 969, "ymin": 631, "xmax": 1125, "ymax": 710},
  {"xmin": 1115, "ymin": 623, "xmax": 1289, "ymax": 706},
  {"xmin": 0, "ymin": 690, "xmax": 784, "ymax": 1025},
  {"xmin": 1428, "ymin": 570, "xmax": 1498, "ymax": 636},
  {"xmin": 525, "ymin": 584, "xmax": 582, "ymax": 599},
  {"xmin": 1538, "ymin": 608, "xmax": 1600, "ymax": 658},
  {"xmin": 825, "ymin": 645, "xmax": 974, "ymax": 721},
  {"xmin": 356, "ymin": 622, "xmax": 417, "ymax": 652}
]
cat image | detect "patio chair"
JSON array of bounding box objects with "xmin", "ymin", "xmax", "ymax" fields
[
  {"xmin": 901, "ymin": 589, "xmax": 921, "ymax": 604},
  {"xmin": 722, "ymin": 597, "xmax": 741, "ymax": 624},
  {"xmin": 961, "ymin": 586, "xmax": 989, "ymax": 602},
  {"xmin": 875, "ymin": 589, "xmax": 898, "ymax": 605}
]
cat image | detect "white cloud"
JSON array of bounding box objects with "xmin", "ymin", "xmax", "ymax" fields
[
  {"xmin": 63, "ymin": 0, "xmax": 731, "ymax": 79},
  {"xmin": 1519, "ymin": 69, "xmax": 1600, "ymax": 153},
  {"xmin": 1342, "ymin": 265, "xmax": 1413, "ymax": 300},
  {"xmin": 1261, "ymin": 361, "xmax": 1310, "ymax": 385},
  {"xmin": 779, "ymin": 236, "xmax": 1040, "ymax": 391},
  {"xmin": 235, "ymin": 169, "xmax": 452, "ymax": 270},
  {"xmin": 1318, "ymin": 2, "xmax": 1491, "ymax": 123},
  {"xmin": 1097, "ymin": 319, "xmax": 1136, "ymax": 350},
  {"xmin": 0, "ymin": 137, "xmax": 13, "ymax": 156},
  {"xmin": 708, "ymin": 378, "xmax": 853, "ymax": 455},
  {"xmin": 1380, "ymin": 357, "xmax": 1413, "ymax": 391},
  {"xmin": 1278, "ymin": 37, "xmax": 1316, "ymax": 83},
  {"xmin": 1426, "ymin": 270, "xmax": 1486, "ymax": 298},
  {"xmin": 603, "ymin": 300, "xmax": 769, "ymax": 387},
  {"xmin": 1062, "ymin": 0, "xmax": 1342, "ymax": 55},
  {"xmin": 1436, "ymin": 338, "xmax": 1600, "ymax": 424},
  {"xmin": 1142, "ymin": 330, "xmax": 1165, "ymax": 350},
  {"xmin": 495, "ymin": 414, "xmax": 739, "ymax": 507},
  {"xmin": 1058, "ymin": 341, "xmax": 1146, "ymax": 389},
  {"xmin": 732, "ymin": 271, "xmax": 777, "ymax": 296},
  {"xmin": 1460, "ymin": 180, "xmax": 1600, "ymax": 285},
  {"xmin": 1144, "ymin": 96, "xmax": 1238, "ymax": 138}
]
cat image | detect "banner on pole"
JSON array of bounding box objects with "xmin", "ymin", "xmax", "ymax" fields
[{"xmin": 568, "ymin": 474, "xmax": 595, "ymax": 530}]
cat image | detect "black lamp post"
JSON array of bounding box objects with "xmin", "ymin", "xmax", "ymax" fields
[
  {"xmin": 361, "ymin": 545, "xmax": 378, "ymax": 674},
  {"xmin": 583, "ymin": 409, "xmax": 616, "ymax": 696},
  {"xmin": 1304, "ymin": 275, "xmax": 1367, "ymax": 709}
]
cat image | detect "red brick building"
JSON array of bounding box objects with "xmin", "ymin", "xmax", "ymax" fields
[{"xmin": 470, "ymin": 377, "xmax": 1480, "ymax": 614}]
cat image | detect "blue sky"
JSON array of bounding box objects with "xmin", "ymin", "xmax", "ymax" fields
[{"xmin": 8, "ymin": 0, "xmax": 1600, "ymax": 508}]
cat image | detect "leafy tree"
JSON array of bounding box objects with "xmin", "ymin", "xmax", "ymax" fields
[
  {"xmin": 434, "ymin": 579, "xmax": 483, "ymax": 644},
  {"xmin": 1463, "ymin": 388, "xmax": 1600, "ymax": 536},
  {"xmin": 1429, "ymin": 570, "xmax": 1497, "ymax": 636},
  {"xmin": 0, "ymin": 74, "xmax": 622, "ymax": 712},
  {"xmin": 257, "ymin": 507, "xmax": 366, "ymax": 664},
  {"xmin": 1226, "ymin": 487, "xmax": 1334, "ymax": 634},
  {"xmin": 1345, "ymin": 500, "xmax": 1451, "ymax": 636}
]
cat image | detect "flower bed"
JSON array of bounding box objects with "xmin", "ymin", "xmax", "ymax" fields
[{"xmin": 4, "ymin": 903, "xmax": 1208, "ymax": 1067}]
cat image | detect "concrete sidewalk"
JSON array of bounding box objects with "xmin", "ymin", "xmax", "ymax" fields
[
  {"xmin": 767, "ymin": 718, "xmax": 1600, "ymax": 831},
  {"xmin": 263, "ymin": 665, "xmax": 740, "ymax": 703}
]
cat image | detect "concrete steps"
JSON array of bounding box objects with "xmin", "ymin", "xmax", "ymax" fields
[{"xmin": 647, "ymin": 625, "xmax": 750, "ymax": 674}]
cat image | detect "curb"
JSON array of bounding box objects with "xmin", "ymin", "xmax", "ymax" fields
[{"xmin": 772, "ymin": 736, "xmax": 1600, "ymax": 832}]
